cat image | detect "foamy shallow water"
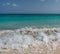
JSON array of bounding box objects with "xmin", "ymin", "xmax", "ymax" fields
[{"xmin": 0, "ymin": 27, "xmax": 60, "ymax": 51}]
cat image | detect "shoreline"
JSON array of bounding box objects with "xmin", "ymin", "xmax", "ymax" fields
[{"xmin": 0, "ymin": 27, "xmax": 60, "ymax": 54}]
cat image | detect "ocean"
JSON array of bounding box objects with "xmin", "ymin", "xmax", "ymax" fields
[
  {"xmin": 0, "ymin": 14, "xmax": 60, "ymax": 52},
  {"xmin": 0, "ymin": 14, "xmax": 60, "ymax": 30}
]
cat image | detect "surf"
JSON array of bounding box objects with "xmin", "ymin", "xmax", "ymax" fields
[{"xmin": 0, "ymin": 27, "xmax": 60, "ymax": 51}]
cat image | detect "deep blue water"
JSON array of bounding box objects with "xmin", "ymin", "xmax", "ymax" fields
[{"xmin": 0, "ymin": 14, "xmax": 60, "ymax": 30}]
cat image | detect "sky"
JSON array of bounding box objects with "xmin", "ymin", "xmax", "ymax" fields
[{"xmin": 0, "ymin": 0, "xmax": 60, "ymax": 14}]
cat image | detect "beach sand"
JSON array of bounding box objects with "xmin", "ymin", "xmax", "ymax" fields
[{"xmin": 0, "ymin": 42, "xmax": 60, "ymax": 54}]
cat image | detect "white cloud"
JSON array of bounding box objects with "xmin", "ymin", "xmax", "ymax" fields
[
  {"xmin": 2, "ymin": 2, "xmax": 10, "ymax": 6},
  {"xmin": 40, "ymin": 0, "xmax": 45, "ymax": 2},
  {"xmin": 2, "ymin": 4, "xmax": 5, "ymax": 6},
  {"xmin": 56, "ymin": 0, "xmax": 59, "ymax": 2},
  {"xmin": 2, "ymin": 3, "xmax": 18, "ymax": 7},
  {"xmin": 6, "ymin": 2, "xmax": 10, "ymax": 5},
  {"xmin": 12, "ymin": 3, "xmax": 18, "ymax": 7}
]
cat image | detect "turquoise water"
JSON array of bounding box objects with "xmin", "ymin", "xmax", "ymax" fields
[{"xmin": 0, "ymin": 14, "xmax": 60, "ymax": 30}]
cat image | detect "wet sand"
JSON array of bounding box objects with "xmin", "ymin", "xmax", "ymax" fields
[{"xmin": 0, "ymin": 41, "xmax": 60, "ymax": 54}]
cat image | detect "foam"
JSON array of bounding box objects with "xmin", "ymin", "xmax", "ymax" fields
[{"xmin": 0, "ymin": 27, "xmax": 60, "ymax": 51}]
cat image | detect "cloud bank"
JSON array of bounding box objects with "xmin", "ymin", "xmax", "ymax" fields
[{"xmin": 2, "ymin": 2, "xmax": 18, "ymax": 7}]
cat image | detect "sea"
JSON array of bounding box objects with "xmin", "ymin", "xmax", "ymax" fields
[
  {"xmin": 0, "ymin": 14, "xmax": 60, "ymax": 30},
  {"xmin": 0, "ymin": 14, "xmax": 60, "ymax": 51}
]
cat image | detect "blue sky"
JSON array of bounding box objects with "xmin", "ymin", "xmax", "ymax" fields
[{"xmin": 0, "ymin": 0, "xmax": 60, "ymax": 14}]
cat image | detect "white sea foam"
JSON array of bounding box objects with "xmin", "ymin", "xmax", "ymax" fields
[{"xmin": 0, "ymin": 27, "xmax": 60, "ymax": 51}]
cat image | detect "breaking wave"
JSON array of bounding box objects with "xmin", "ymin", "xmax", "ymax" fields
[{"xmin": 0, "ymin": 27, "xmax": 60, "ymax": 51}]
